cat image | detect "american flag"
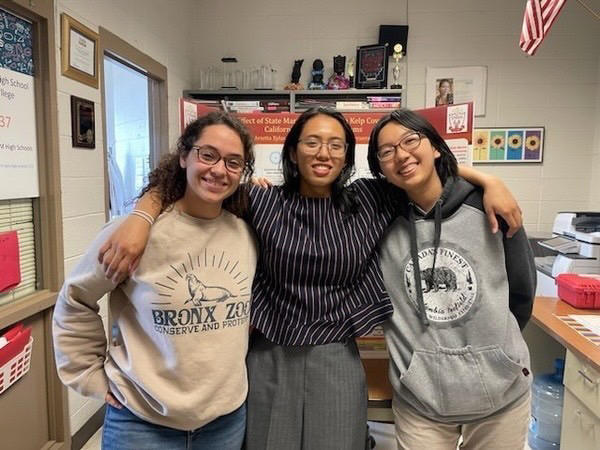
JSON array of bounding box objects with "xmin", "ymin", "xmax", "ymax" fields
[{"xmin": 520, "ymin": 0, "xmax": 567, "ymax": 56}]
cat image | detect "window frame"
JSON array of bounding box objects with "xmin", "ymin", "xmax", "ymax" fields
[{"xmin": 98, "ymin": 27, "xmax": 168, "ymax": 220}]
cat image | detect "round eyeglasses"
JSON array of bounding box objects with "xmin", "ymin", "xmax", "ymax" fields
[
  {"xmin": 298, "ymin": 138, "xmax": 348, "ymax": 156},
  {"xmin": 376, "ymin": 133, "xmax": 423, "ymax": 162},
  {"xmin": 192, "ymin": 146, "xmax": 246, "ymax": 173}
]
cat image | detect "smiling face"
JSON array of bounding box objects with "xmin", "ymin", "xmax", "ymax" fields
[
  {"xmin": 439, "ymin": 80, "xmax": 451, "ymax": 95},
  {"xmin": 179, "ymin": 124, "xmax": 245, "ymax": 218},
  {"xmin": 292, "ymin": 114, "xmax": 347, "ymax": 197},
  {"xmin": 377, "ymin": 122, "xmax": 441, "ymax": 196}
]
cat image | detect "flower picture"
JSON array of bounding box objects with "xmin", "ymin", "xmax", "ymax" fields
[
  {"xmin": 524, "ymin": 130, "xmax": 542, "ymax": 160},
  {"xmin": 473, "ymin": 130, "xmax": 489, "ymax": 161},
  {"xmin": 508, "ymin": 134, "xmax": 522, "ymax": 148},
  {"xmin": 507, "ymin": 131, "xmax": 524, "ymax": 160},
  {"xmin": 473, "ymin": 127, "xmax": 543, "ymax": 163},
  {"xmin": 489, "ymin": 131, "xmax": 506, "ymax": 160}
]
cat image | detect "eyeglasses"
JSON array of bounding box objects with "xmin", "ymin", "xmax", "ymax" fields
[
  {"xmin": 376, "ymin": 133, "xmax": 423, "ymax": 161},
  {"xmin": 298, "ymin": 138, "xmax": 348, "ymax": 156},
  {"xmin": 192, "ymin": 146, "xmax": 246, "ymax": 173}
]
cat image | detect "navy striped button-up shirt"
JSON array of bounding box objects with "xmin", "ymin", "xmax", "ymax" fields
[{"xmin": 248, "ymin": 178, "xmax": 398, "ymax": 345}]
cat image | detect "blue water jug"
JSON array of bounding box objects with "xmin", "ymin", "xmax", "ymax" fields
[{"xmin": 528, "ymin": 358, "xmax": 565, "ymax": 449}]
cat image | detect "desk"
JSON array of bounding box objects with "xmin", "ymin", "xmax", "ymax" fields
[
  {"xmin": 531, "ymin": 296, "xmax": 600, "ymax": 372},
  {"xmin": 531, "ymin": 296, "xmax": 600, "ymax": 450}
]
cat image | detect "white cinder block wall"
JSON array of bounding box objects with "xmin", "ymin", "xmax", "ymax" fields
[
  {"xmin": 590, "ymin": 58, "xmax": 600, "ymax": 211},
  {"xmin": 55, "ymin": 0, "xmax": 194, "ymax": 434},
  {"xmin": 191, "ymin": 0, "xmax": 407, "ymax": 90},
  {"xmin": 193, "ymin": 0, "xmax": 600, "ymax": 232},
  {"xmin": 404, "ymin": 0, "xmax": 600, "ymax": 233}
]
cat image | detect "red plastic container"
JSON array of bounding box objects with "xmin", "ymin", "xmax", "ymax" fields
[{"xmin": 555, "ymin": 274, "xmax": 600, "ymax": 309}]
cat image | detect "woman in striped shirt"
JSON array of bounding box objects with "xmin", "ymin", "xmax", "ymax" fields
[{"xmin": 98, "ymin": 108, "xmax": 522, "ymax": 450}]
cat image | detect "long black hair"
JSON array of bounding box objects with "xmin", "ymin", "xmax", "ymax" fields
[
  {"xmin": 367, "ymin": 108, "xmax": 458, "ymax": 185},
  {"xmin": 281, "ymin": 107, "xmax": 358, "ymax": 214},
  {"xmin": 140, "ymin": 111, "xmax": 255, "ymax": 217}
]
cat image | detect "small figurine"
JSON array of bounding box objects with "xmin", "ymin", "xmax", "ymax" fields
[
  {"xmin": 327, "ymin": 55, "xmax": 350, "ymax": 90},
  {"xmin": 308, "ymin": 59, "xmax": 326, "ymax": 90},
  {"xmin": 284, "ymin": 59, "xmax": 304, "ymax": 90}
]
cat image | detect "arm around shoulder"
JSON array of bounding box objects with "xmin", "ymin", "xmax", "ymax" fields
[
  {"xmin": 501, "ymin": 223, "xmax": 536, "ymax": 330},
  {"xmin": 97, "ymin": 190, "xmax": 161, "ymax": 282},
  {"xmin": 458, "ymin": 166, "xmax": 523, "ymax": 237}
]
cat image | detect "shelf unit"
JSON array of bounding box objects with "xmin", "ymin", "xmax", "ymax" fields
[{"xmin": 183, "ymin": 88, "xmax": 404, "ymax": 113}]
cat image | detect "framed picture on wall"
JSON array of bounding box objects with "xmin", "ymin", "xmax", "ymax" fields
[
  {"xmin": 426, "ymin": 66, "xmax": 487, "ymax": 116},
  {"xmin": 71, "ymin": 96, "xmax": 95, "ymax": 148},
  {"xmin": 61, "ymin": 14, "xmax": 99, "ymax": 88},
  {"xmin": 472, "ymin": 127, "xmax": 544, "ymax": 164},
  {"xmin": 356, "ymin": 43, "xmax": 389, "ymax": 89}
]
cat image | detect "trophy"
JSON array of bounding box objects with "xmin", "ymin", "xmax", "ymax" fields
[{"xmin": 390, "ymin": 44, "xmax": 404, "ymax": 90}]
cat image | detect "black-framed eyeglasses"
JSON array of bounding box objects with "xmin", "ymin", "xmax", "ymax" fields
[
  {"xmin": 298, "ymin": 138, "xmax": 348, "ymax": 156},
  {"xmin": 191, "ymin": 145, "xmax": 246, "ymax": 173},
  {"xmin": 376, "ymin": 133, "xmax": 423, "ymax": 161}
]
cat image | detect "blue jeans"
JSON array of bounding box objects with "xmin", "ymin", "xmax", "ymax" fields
[{"xmin": 102, "ymin": 403, "xmax": 246, "ymax": 450}]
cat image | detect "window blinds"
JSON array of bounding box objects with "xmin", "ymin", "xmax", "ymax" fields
[{"xmin": 0, "ymin": 199, "xmax": 37, "ymax": 306}]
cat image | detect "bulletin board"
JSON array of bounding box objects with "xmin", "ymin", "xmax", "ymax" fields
[{"xmin": 0, "ymin": 9, "xmax": 39, "ymax": 199}]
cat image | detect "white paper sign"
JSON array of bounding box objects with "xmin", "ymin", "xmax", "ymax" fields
[
  {"xmin": 0, "ymin": 67, "xmax": 39, "ymax": 199},
  {"xmin": 253, "ymin": 144, "xmax": 284, "ymax": 184},
  {"xmin": 70, "ymin": 29, "xmax": 95, "ymax": 76},
  {"xmin": 446, "ymin": 138, "xmax": 471, "ymax": 166}
]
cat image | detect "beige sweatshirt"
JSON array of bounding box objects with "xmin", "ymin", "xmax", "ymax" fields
[{"xmin": 52, "ymin": 207, "xmax": 258, "ymax": 430}]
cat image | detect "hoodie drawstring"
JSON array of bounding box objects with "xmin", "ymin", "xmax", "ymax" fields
[
  {"xmin": 409, "ymin": 199, "xmax": 443, "ymax": 326},
  {"xmin": 431, "ymin": 199, "xmax": 443, "ymax": 276},
  {"xmin": 408, "ymin": 204, "xmax": 429, "ymax": 326}
]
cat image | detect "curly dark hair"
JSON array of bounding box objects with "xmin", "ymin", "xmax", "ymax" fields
[{"xmin": 139, "ymin": 111, "xmax": 255, "ymax": 217}]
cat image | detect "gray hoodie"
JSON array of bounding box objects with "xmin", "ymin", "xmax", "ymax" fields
[{"xmin": 379, "ymin": 176, "xmax": 535, "ymax": 424}]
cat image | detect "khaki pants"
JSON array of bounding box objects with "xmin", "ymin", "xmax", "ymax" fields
[{"xmin": 392, "ymin": 394, "xmax": 530, "ymax": 450}]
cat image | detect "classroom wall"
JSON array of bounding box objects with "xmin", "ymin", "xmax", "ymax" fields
[
  {"xmin": 191, "ymin": 0, "xmax": 407, "ymax": 89},
  {"xmin": 192, "ymin": 0, "xmax": 600, "ymax": 232},
  {"xmin": 589, "ymin": 58, "xmax": 600, "ymax": 211},
  {"xmin": 55, "ymin": 0, "xmax": 194, "ymax": 434},
  {"xmin": 404, "ymin": 0, "xmax": 600, "ymax": 232}
]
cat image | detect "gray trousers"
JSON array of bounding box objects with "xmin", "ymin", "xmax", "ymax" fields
[{"xmin": 245, "ymin": 333, "xmax": 368, "ymax": 450}]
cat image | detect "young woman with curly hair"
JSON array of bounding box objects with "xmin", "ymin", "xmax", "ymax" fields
[{"xmin": 52, "ymin": 111, "xmax": 258, "ymax": 450}]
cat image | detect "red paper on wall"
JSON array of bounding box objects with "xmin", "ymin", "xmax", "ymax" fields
[{"xmin": 0, "ymin": 231, "xmax": 21, "ymax": 292}]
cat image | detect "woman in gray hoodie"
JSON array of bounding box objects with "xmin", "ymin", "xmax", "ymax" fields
[{"xmin": 368, "ymin": 109, "xmax": 535, "ymax": 450}]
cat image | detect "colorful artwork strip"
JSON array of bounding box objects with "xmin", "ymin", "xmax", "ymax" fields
[{"xmin": 473, "ymin": 127, "xmax": 543, "ymax": 163}]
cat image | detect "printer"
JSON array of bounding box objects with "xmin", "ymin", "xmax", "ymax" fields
[{"xmin": 535, "ymin": 212, "xmax": 600, "ymax": 297}]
